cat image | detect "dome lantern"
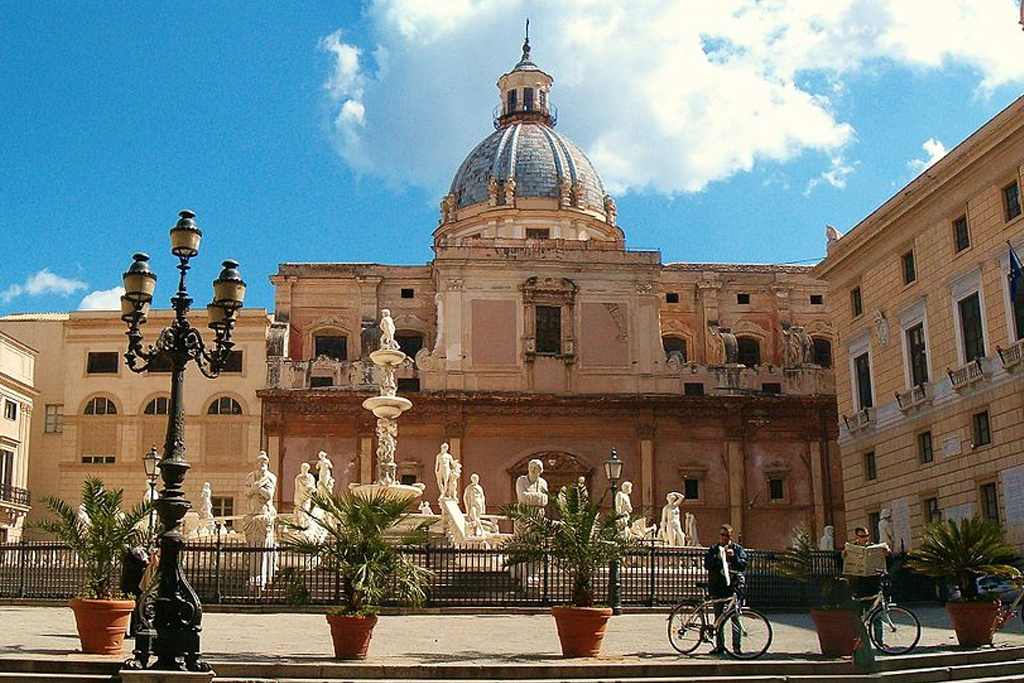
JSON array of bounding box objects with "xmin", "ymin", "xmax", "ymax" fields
[{"xmin": 494, "ymin": 20, "xmax": 556, "ymax": 129}]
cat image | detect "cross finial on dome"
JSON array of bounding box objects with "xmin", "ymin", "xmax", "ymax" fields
[{"xmin": 523, "ymin": 18, "xmax": 531, "ymax": 61}]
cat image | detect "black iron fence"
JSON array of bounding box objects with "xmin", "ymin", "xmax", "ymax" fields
[{"xmin": 0, "ymin": 540, "xmax": 937, "ymax": 609}]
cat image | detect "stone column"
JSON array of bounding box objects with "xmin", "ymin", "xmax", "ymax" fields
[
  {"xmin": 809, "ymin": 440, "xmax": 825, "ymax": 536},
  {"xmin": 726, "ymin": 440, "xmax": 745, "ymax": 538},
  {"xmin": 359, "ymin": 436, "xmax": 374, "ymax": 485}
]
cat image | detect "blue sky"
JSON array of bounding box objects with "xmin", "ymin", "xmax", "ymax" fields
[{"xmin": 2, "ymin": 1, "xmax": 1023, "ymax": 316}]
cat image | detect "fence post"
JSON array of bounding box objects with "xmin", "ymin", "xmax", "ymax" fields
[
  {"xmin": 17, "ymin": 538, "xmax": 27, "ymax": 599},
  {"xmin": 542, "ymin": 545, "xmax": 550, "ymax": 605},
  {"xmin": 213, "ymin": 528, "xmax": 223, "ymax": 605}
]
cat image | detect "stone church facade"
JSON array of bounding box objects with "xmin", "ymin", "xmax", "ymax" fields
[{"xmin": 260, "ymin": 40, "xmax": 844, "ymax": 549}]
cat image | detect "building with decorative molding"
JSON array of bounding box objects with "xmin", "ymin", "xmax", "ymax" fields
[
  {"xmin": 260, "ymin": 39, "xmax": 844, "ymax": 549},
  {"xmin": 816, "ymin": 93, "xmax": 1024, "ymax": 551},
  {"xmin": 0, "ymin": 329, "xmax": 36, "ymax": 542}
]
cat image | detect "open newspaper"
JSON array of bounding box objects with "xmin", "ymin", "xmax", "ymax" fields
[{"xmin": 842, "ymin": 542, "xmax": 888, "ymax": 577}]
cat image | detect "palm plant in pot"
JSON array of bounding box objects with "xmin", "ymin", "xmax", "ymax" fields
[
  {"xmin": 502, "ymin": 480, "xmax": 638, "ymax": 657},
  {"xmin": 778, "ymin": 523, "xmax": 857, "ymax": 656},
  {"xmin": 906, "ymin": 517, "xmax": 1020, "ymax": 647},
  {"xmin": 35, "ymin": 477, "xmax": 151, "ymax": 654},
  {"xmin": 283, "ymin": 490, "xmax": 433, "ymax": 659}
]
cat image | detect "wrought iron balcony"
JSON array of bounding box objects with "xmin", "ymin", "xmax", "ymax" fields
[
  {"xmin": 842, "ymin": 407, "xmax": 874, "ymax": 432},
  {"xmin": 895, "ymin": 383, "xmax": 930, "ymax": 413},
  {"xmin": 0, "ymin": 483, "xmax": 30, "ymax": 507},
  {"xmin": 947, "ymin": 358, "xmax": 985, "ymax": 392}
]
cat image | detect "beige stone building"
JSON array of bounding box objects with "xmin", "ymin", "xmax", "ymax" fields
[
  {"xmin": 260, "ymin": 40, "xmax": 844, "ymax": 549},
  {"xmin": 0, "ymin": 309, "xmax": 270, "ymax": 535},
  {"xmin": 816, "ymin": 94, "xmax": 1024, "ymax": 550},
  {"xmin": 0, "ymin": 329, "xmax": 37, "ymax": 542}
]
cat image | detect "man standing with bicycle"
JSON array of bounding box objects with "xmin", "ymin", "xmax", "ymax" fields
[{"xmin": 704, "ymin": 523, "xmax": 748, "ymax": 654}]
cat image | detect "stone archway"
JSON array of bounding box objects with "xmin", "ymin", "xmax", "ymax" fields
[{"xmin": 508, "ymin": 451, "xmax": 594, "ymax": 508}]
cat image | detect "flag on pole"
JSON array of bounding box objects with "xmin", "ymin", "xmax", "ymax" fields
[{"xmin": 1010, "ymin": 242, "xmax": 1024, "ymax": 300}]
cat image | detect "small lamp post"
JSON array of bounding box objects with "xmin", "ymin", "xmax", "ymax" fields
[
  {"xmin": 120, "ymin": 210, "xmax": 244, "ymax": 672},
  {"xmin": 142, "ymin": 445, "xmax": 160, "ymax": 539},
  {"xmin": 604, "ymin": 448, "xmax": 623, "ymax": 615}
]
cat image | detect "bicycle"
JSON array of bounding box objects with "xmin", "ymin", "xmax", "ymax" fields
[
  {"xmin": 667, "ymin": 580, "xmax": 773, "ymax": 659},
  {"xmin": 991, "ymin": 576, "xmax": 1024, "ymax": 632},
  {"xmin": 851, "ymin": 571, "xmax": 921, "ymax": 655}
]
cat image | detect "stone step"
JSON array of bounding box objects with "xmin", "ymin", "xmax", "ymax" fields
[{"xmin": 0, "ymin": 674, "xmax": 114, "ymax": 683}]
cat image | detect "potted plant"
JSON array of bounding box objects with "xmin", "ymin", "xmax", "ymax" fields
[
  {"xmin": 35, "ymin": 477, "xmax": 151, "ymax": 655},
  {"xmin": 778, "ymin": 523, "xmax": 858, "ymax": 656},
  {"xmin": 283, "ymin": 490, "xmax": 433, "ymax": 659},
  {"xmin": 502, "ymin": 480, "xmax": 637, "ymax": 657},
  {"xmin": 906, "ymin": 517, "xmax": 1020, "ymax": 647}
]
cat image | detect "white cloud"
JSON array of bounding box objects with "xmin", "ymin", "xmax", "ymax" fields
[
  {"xmin": 0, "ymin": 269, "xmax": 87, "ymax": 303},
  {"xmin": 908, "ymin": 138, "xmax": 948, "ymax": 172},
  {"xmin": 78, "ymin": 287, "xmax": 125, "ymax": 311},
  {"xmin": 321, "ymin": 0, "xmax": 1024, "ymax": 196},
  {"xmin": 804, "ymin": 156, "xmax": 857, "ymax": 197}
]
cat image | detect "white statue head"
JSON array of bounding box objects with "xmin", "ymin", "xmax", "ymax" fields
[
  {"xmin": 202, "ymin": 482, "xmax": 211, "ymax": 493},
  {"xmin": 381, "ymin": 308, "xmax": 391, "ymax": 318},
  {"xmin": 823, "ymin": 525, "xmax": 834, "ymax": 536},
  {"xmin": 317, "ymin": 450, "xmax": 327, "ymax": 460},
  {"xmin": 527, "ymin": 458, "xmax": 543, "ymax": 478},
  {"xmin": 621, "ymin": 481, "xmax": 633, "ymax": 495},
  {"xmin": 256, "ymin": 451, "xmax": 269, "ymax": 470},
  {"xmin": 469, "ymin": 473, "xmax": 479, "ymax": 485},
  {"xmin": 299, "ymin": 462, "xmax": 310, "ymax": 474},
  {"xmin": 880, "ymin": 508, "xmax": 892, "ymax": 520},
  {"xmin": 440, "ymin": 443, "xmax": 449, "ymax": 454}
]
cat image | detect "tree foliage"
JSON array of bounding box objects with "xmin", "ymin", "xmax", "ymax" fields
[
  {"xmin": 906, "ymin": 517, "xmax": 1020, "ymax": 601},
  {"xmin": 35, "ymin": 477, "xmax": 151, "ymax": 599}
]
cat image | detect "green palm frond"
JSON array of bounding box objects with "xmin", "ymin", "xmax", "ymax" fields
[
  {"xmin": 281, "ymin": 490, "xmax": 432, "ymax": 614},
  {"xmin": 34, "ymin": 477, "xmax": 150, "ymax": 599},
  {"xmin": 907, "ymin": 517, "xmax": 1021, "ymax": 601}
]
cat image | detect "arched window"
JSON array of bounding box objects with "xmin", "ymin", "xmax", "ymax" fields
[
  {"xmin": 314, "ymin": 334, "xmax": 347, "ymax": 361},
  {"xmin": 144, "ymin": 397, "xmax": 170, "ymax": 415},
  {"xmin": 662, "ymin": 336, "xmax": 687, "ymax": 362},
  {"xmin": 813, "ymin": 338, "xmax": 833, "ymax": 368},
  {"xmin": 84, "ymin": 397, "xmax": 117, "ymax": 415},
  {"xmin": 207, "ymin": 396, "xmax": 242, "ymax": 415},
  {"xmin": 737, "ymin": 337, "xmax": 761, "ymax": 367}
]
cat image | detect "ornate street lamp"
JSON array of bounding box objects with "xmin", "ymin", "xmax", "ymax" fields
[
  {"xmin": 142, "ymin": 444, "xmax": 160, "ymax": 538},
  {"xmin": 121, "ymin": 210, "xmax": 244, "ymax": 672},
  {"xmin": 604, "ymin": 448, "xmax": 623, "ymax": 615}
]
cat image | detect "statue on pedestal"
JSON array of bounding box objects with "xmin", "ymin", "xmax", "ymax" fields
[
  {"xmin": 463, "ymin": 473, "xmax": 487, "ymax": 538},
  {"xmin": 244, "ymin": 451, "xmax": 278, "ymax": 587},
  {"xmin": 878, "ymin": 509, "xmax": 895, "ymax": 550},
  {"xmin": 379, "ymin": 308, "xmax": 399, "ymax": 351},
  {"xmin": 197, "ymin": 482, "xmax": 215, "ymax": 536},
  {"xmin": 316, "ymin": 450, "xmax": 335, "ymax": 497},
  {"xmin": 684, "ymin": 511, "xmax": 700, "ymax": 547},
  {"xmin": 434, "ymin": 443, "xmax": 454, "ymax": 500},
  {"xmin": 294, "ymin": 463, "xmax": 316, "ymax": 527},
  {"xmin": 818, "ymin": 525, "xmax": 835, "ymax": 551},
  {"xmin": 659, "ymin": 492, "xmax": 685, "ymax": 547},
  {"xmin": 515, "ymin": 458, "xmax": 549, "ymax": 509}
]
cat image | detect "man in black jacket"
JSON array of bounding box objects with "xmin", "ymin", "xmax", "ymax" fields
[{"xmin": 703, "ymin": 523, "xmax": 748, "ymax": 654}]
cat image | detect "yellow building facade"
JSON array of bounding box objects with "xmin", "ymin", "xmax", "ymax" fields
[
  {"xmin": 0, "ymin": 329, "xmax": 36, "ymax": 542},
  {"xmin": 817, "ymin": 94, "xmax": 1024, "ymax": 550},
  {"xmin": 0, "ymin": 309, "xmax": 270, "ymax": 536}
]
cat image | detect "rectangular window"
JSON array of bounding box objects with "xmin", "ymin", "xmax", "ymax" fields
[
  {"xmin": 3, "ymin": 400, "xmax": 16, "ymax": 422},
  {"xmin": 972, "ymin": 410, "xmax": 992, "ymax": 448},
  {"xmin": 863, "ymin": 451, "xmax": 877, "ymax": 481},
  {"xmin": 980, "ymin": 482, "xmax": 1000, "ymax": 524},
  {"xmin": 535, "ymin": 305, "xmax": 562, "ymax": 355},
  {"xmin": 314, "ymin": 335, "xmax": 347, "ymax": 361},
  {"xmin": 851, "ymin": 287, "xmax": 863, "ymax": 317},
  {"xmin": 906, "ymin": 322, "xmax": 928, "ymax": 385},
  {"xmin": 768, "ymin": 478, "xmax": 785, "ymax": 501},
  {"xmin": 309, "ymin": 376, "xmax": 333, "ymax": 388},
  {"xmin": 665, "ymin": 292, "xmax": 679, "ymax": 304},
  {"xmin": 867, "ymin": 512, "xmax": 881, "ymax": 543},
  {"xmin": 854, "ymin": 352, "xmax": 873, "ymax": 409},
  {"xmin": 737, "ymin": 293, "xmax": 751, "ymax": 304},
  {"xmin": 683, "ymin": 382, "xmax": 705, "ymax": 396},
  {"xmin": 924, "ymin": 497, "xmax": 942, "ymax": 524},
  {"xmin": 506, "ymin": 89, "xmax": 517, "ymax": 113},
  {"xmin": 397, "ymin": 377, "xmax": 420, "ymax": 393},
  {"xmin": 44, "ymin": 404, "xmax": 63, "ymax": 434},
  {"xmin": 918, "ymin": 431, "xmax": 933, "ymax": 464},
  {"xmin": 953, "ymin": 215, "xmax": 970, "ymax": 252},
  {"xmin": 146, "ymin": 354, "xmax": 172, "ymax": 373},
  {"xmin": 523, "ymin": 86, "xmax": 534, "ymax": 111},
  {"xmin": 222, "ymin": 350, "xmax": 243, "ymax": 373},
  {"xmin": 761, "ymin": 382, "xmax": 781, "ymax": 394},
  {"xmin": 683, "ymin": 478, "xmax": 700, "ymax": 500},
  {"xmin": 0, "ymin": 449, "xmax": 13, "ymax": 490},
  {"xmin": 211, "ymin": 497, "xmax": 234, "ymax": 529},
  {"xmin": 525, "ymin": 228, "xmax": 550, "ymax": 240},
  {"xmin": 81, "ymin": 455, "xmax": 116, "ymax": 464},
  {"xmin": 86, "ymin": 351, "xmax": 119, "ymax": 374},
  {"xmin": 810, "ymin": 294, "xmax": 824, "ymax": 305},
  {"xmin": 400, "ymin": 473, "xmax": 417, "ymax": 485},
  {"xmin": 902, "ymin": 251, "xmax": 916, "ymax": 285},
  {"xmin": 400, "ymin": 288, "xmax": 415, "ymax": 299},
  {"xmin": 1004, "ymin": 181, "xmax": 1021, "ymax": 221},
  {"xmin": 958, "ymin": 292, "xmax": 985, "ymax": 362}
]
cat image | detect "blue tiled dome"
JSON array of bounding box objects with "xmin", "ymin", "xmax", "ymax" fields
[{"xmin": 449, "ymin": 122, "xmax": 607, "ymax": 211}]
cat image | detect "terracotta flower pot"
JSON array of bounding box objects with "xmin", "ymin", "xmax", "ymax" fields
[
  {"xmin": 810, "ymin": 608, "xmax": 859, "ymax": 657},
  {"xmin": 69, "ymin": 597, "xmax": 135, "ymax": 655},
  {"xmin": 326, "ymin": 613, "xmax": 378, "ymax": 659},
  {"xmin": 551, "ymin": 605, "xmax": 613, "ymax": 657},
  {"xmin": 946, "ymin": 600, "xmax": 999, "ymax": 647}
]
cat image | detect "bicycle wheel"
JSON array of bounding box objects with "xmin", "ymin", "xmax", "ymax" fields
[
  {"xmin": 722, "ymin": 608, "xmax": 772, "ymax": 660},
  {"xmin": 868, "ymin": 605, "xmax": 921, "ymax": 654},
  {"xmin": 668, "ymin": 601, "xmax": 706, "ymax": 654}
]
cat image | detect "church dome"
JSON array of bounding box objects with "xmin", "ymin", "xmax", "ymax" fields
[{"xmin": 448, "ymin": 123, "xmax": 607, "ymax": 211}]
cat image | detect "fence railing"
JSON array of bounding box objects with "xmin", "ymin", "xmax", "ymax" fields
[{"xmin": 0, "ymin": 541, "xmax": 937, "ymax": 609}]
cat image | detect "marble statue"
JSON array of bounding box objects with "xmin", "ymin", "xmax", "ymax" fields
[
  {"xmin": 818, "ymin": 525, "xmax": 835, "ymax": 551},
  {"xmin": 76, "ymin": 503, "xmax": 91, "ymax": 529},
  {"xmin": 719, "ymin": 328, "xmax": 739, "ymax": 365},
  {"xmin": 244, "ymin": 451, "xmax": 278, "ymax": 586},
  {"xmin": 294, "ymin": 463, "xmax": 316, "ymax": 527},
  {"xmin": 487, "ymin": 176, "xmax": 499, "ymax": 207},
  {"xmin": 825, "ymin": 224, "xmax": 843, "ymax": 251},
  {"xmin": 603, "ymin": 194, "xmax": 617, "ymax": 226},
  {"xmin": 379, "ymin": 308, "xmax": 399, "ymax": 351},
  {"xmin": 316, "ymin": 450, "xmax": 335, "ymax": 497},
  {"xmin": 515, "ymin": 458, "xmax": 549, "ymax": 509},
  {"xmin": 463, "ymin": 473, "xmax": 487, "ymax": 538},
  {"xmin": 504, "ymin": 176, "xmax": 516, "ymax": 205},
  {"xmin": 446, "ymin": 460, "xmax": 462, "ymax": 501},
  {"xmin": 658, "ymin": 492, "xmax": 685, "ymax": 547},
  {"xmin": 615, "ymin": 481, "xmax": 634, "ymax": 519},
  {"xmin": 435, "ymin": 443, "xmax": 454, "ymax": 500},
  {"xmin": 878, "ymin": 509, "xmax": 895, "ymax": 550},
  {"xmin": 684, "ymin": 511, "xmax": 700, "ymax": 547},
  {"xmin": 418, "ymin": 500, "xmax": 434, "ymax": 515},
  {"xmin": 197, "ymin": 482, "xmax": 215, "ymax": 536},
  {"xmin": 873, "ymin": 310, "xmax": 890, "ymax": 347},
  {"xmin": 433, "ymin": 292, "xmax": 445, "ymax": 353}
]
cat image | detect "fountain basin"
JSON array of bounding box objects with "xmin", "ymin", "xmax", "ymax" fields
[
  {"xmin": 348, "ymin": 482, "xmax": 425, "ymax": 501},
  {"xmin": 369, "ymin": 348, "xmax": 407, "ymax": 367},
  {"xmin": 362, "ymin": 395, "xmax": 413, "ymax": 419}
]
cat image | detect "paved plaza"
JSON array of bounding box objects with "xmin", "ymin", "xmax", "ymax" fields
[{"xmin": 1, "ymin": 605, "xmax": 1023, "ymax": 664}]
